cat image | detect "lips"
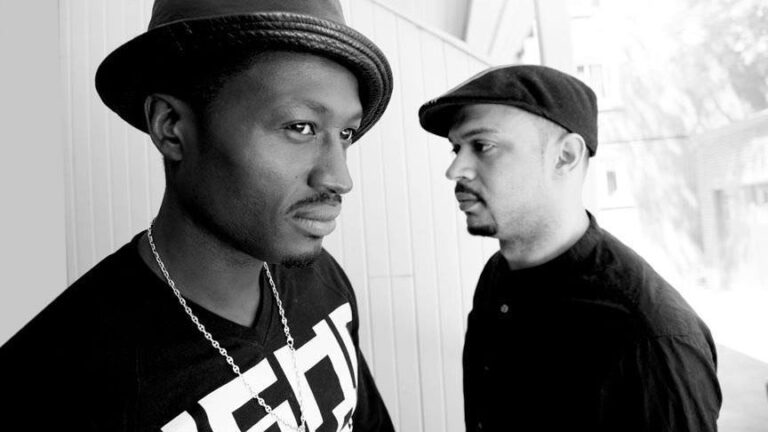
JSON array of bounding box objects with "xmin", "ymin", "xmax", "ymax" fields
[
  {"xmin": 291, "ymin": 204, "xmax": 341, "ymax": 237},
  {"xmin": 455, "ymin": 191, "xmax": 483, "ymax": 212}
]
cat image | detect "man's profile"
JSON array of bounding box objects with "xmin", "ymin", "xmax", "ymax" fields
[
  {"xmin": 419, "ymin": 64, "xmax": 721, "ymax": 431},
  {"xmin": 0, "ymin": 1, "xmax": 395, "ymax": 430}
]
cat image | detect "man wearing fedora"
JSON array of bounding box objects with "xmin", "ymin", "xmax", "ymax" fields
[
  {"xmin": 419, "ymin": 65, "xmax": 721, "ymax": 431},
  {"xmin": 0, "ymin": 1, "xmax": 395, "ymax": 431}
]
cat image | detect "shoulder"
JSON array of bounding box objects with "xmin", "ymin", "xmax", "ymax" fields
[
  {"xmin": 0, "ymin": 233, "xmax": 149, "ymax": 419},
  {"xmin": 479, "ymin": 251, "xmax": 506, "ymax": 278},
  {"xmin": 590, "ymin": 227, "xmax": 653, "ymax": 285},
  {"xmin": 473, "ymin": 252, "xmax": 506, "ymax": 300},
  {"xmin": 69, "ymin": 235, "xmax": 145, "ymax": 295},
  {"xmin": 270, "ymin": 249, "xmax": 361, "ymax": 337},
  {"xmin": 589, "ymin": 228, "xmax": 710, "ymax": 339},
  {"xmin": 58, "ymin": 233, "xmax": 148, "ymax": 315},
  {"xmin": 311, "ymin": 249, "xmax": 354, "ymax": 293},
  {"xmin": 632, "ymin": 333, "xmax": 720, "ymax": 408},
  {"xmin": 272, "ymin": 249, "xmax": 357, "ymax": 306},
  {"xmin": 1, "ymin": 233, "xmax": 147, "ymax": 353}
]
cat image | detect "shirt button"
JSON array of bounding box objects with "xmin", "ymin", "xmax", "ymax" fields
[
  {"xmin": 483, "ymin": 365, "xmax": 490, "ymax": 372},
  {"xmin": 477, "ymin": 421, "xmax": 484, "ymax": 430},
  {"xmin": 500, "ymin": 304, "xmax": 509, "ymax": 313}
]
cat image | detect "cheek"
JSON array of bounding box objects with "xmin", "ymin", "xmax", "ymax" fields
[
  {"xmin": 232, "ymin": 162, "xmax": 283, "ymax": 207},
  {"xmin": 484, "ymin": 167, "xmax": 539, "ymax": 213},
  {"xmin": 235, "ymin": 153, "xmax": 312, "ymax": 214}
]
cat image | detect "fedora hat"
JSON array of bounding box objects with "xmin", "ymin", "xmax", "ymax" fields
[{"xmin": 95, "ymin": 0, "xmax": 393, "ymax": 142}]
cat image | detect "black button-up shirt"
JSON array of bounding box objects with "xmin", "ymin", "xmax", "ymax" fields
[{"xmin": 463, "ymin": 214, "xmax": 721, "ymax": 431}]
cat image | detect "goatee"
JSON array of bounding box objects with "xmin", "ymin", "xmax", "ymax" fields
[
  {"xmin": 468, "ymin": 224, "xmax": 497, "ymax": 237},
  {"xmin": 281, "ymin": 252, "xmax": 321, "ymax": 268}
]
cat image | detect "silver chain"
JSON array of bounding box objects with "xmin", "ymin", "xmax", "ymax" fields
[{"xmin": 147, "ymin": 224, "xmax": 307, "ymax": 432}]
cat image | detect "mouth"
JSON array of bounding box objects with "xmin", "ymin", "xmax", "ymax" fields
[
  {"xmin": 455, "ymin": 192, "xmax": 483, "ymax": 212},
  {"xmin": 290, "ymin": 204, "xmax": 342, "ymax": 237}
]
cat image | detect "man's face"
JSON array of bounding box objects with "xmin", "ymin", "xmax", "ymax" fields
[
  {"xmin": 176, "ymin": 52, "xmax": 362, "ymax": 265},
  {"xmin": 446, "ymin": 104, "xmax": 558, "ymax": 243}
]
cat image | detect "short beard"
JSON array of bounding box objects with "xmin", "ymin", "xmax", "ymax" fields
[
  {"xmin": 468, "ymin": 224, "xmax": 497, "ymax": 237},
  {"xmin": 280, "ymin": 251, "xmax": 321, "ymax": 268}
]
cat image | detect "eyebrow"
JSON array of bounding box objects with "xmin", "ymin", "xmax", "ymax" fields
[
  {"xmin": 302, "ymin": 100, "xmax": 329, "ymax": 115},
  {"xmin": 285, "ymin": 100, "xmax": 363, "ymax": 123},
  {"xmin": 449, "ymin": 127, "xmax": 500, "ymax": 143}
]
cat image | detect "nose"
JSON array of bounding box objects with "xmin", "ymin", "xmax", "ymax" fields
[
  {"xmin": 445, "ymin": 147, "xmax": 476, "ymax": 181},
  {"xmin": 309, "ymin": 132, "xmax": 353, "ymax": 195}
]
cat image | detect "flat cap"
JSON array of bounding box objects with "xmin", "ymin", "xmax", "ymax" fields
[{"xmin": 419, "ymin": 64, "xmax": 599, "ymax": 156}]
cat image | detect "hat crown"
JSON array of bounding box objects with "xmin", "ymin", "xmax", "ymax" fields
[
  {"xmin": 148, "ymin": 0, "xmax": 346, "ymax": 30},
  {"xmin": 418, "ymin": 65, "xmax": 599, "ymax": 156},
  {"xmin": 97, "ymin": 0, "xmax": 392, "ymax": 140}
]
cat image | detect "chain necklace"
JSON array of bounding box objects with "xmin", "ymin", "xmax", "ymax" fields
[{"xmin": 147, "ymin": 224, "xmax": 307, "ymax": 432}]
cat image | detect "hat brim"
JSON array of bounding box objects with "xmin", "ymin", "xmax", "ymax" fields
[
  {"xmin": 420, "ymin": 97, "xmax": 582, "ymax": 144},
  {"xmin": 419, "ymin": 98, "xmax": 530, "ymax": 138},
  {"xmin": 95, "ymin": 13, "xmax": 392, "ymax": 142},
  {"xmin": 419, "ymin": 101, "xmax": 467, "ymax": 138}
]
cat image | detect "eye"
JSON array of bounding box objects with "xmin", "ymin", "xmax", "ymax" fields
[
  {"xmin": 287, "ymin": 122, "xmax": 316, "ymax": 136},
  {"xmin": 450, "ymin": 143, "xmax": 460, "ymax": 154},
  {"xmin": 472, "ymin": 141, "xmax": 494, "ymax": 153},
  {"xmin": 340, "ymin": 128, "xmax": 356, "ymax": 142}
]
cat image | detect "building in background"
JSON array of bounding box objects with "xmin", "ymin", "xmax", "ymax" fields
[{"xmin": 695, "ymin": 112, "xmax": 768, "ymax": 292}]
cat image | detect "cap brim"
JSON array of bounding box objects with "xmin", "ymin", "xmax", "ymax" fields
[
  {"xmin": 418, "ymin": 100, "xmax": 471, "ymax": 138},
  {"xmin": 95, "ymin": 13, "xmax": 392, "ymax": 142}
]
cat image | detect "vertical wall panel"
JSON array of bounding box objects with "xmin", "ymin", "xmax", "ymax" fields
[
  {"xmin": 62, "ymin": 0, "xmax": 78, "ymax": 280},
  {"xmin": 335, "ymin": 144, "xmax": 374, "ymax": 359},
  {"xmin": 429, "ymin": 39, "xmax": 467, "ymax": 432},
  {"xmin": 60, "ymin": 1, "xmax": 495, "ymax": 431},
  {"xmin": 397, "ymin": 15, "xmax": 448, "ymax": 432},
  {"xmin": 76, "ymin": 0, "xmax": 100, "ymax": 273},
  {"xmin": 89, "ymin": 0, "xmax": 115, "ymax": 259},
  {"xmin": 371, "ymin": 7, "xmax": 415, "ymax": 280},
  {"xmin": 63, "ymin": 0, "xmax": 158, "ymax": 280},
  {"xmin": 370, "ymin": 6, "xmax": 423, "ymax": 430},
  {"xmin": 105, "ymin": 0, "xmax": 132, "ymax": 248},
  {"xmin": 349, "ymin": 1, "xmax": 401, "ymax": 425}
]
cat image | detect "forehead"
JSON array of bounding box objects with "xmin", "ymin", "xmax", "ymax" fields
[
  {"xmin": 214, "ymin": 51, "xmax": 363, "ymax": 118},
  {"xmin": 448, "ymin": 104, "xmax": 539, "ymax": 141}
]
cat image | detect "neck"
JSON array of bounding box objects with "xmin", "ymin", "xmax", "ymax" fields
[
  {"xmin": 139, "ymin": 198, "xmax": 264, "ymax": 327},
  {"xmin": 499, "ymin": 206, "xmax": 589, "ymax": 271}
]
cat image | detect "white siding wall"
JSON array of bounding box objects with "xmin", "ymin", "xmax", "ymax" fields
[
  {"xmin": 59, "ymin": 1, "xmax": 497, "ymax": 430},
  {"xmin": 363, "ymin": 0, "xmax": 471, "ymax": 39},
  {"xmin": 0, "ymin": 0, "xmax": 68, "ymax": 346}
]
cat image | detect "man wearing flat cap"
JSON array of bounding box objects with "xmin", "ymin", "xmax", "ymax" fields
[
  {"xmin": 419, "ymin": 65, "xmax": 721, "ymax": 431},
  {"xmin": 0, "ymin": 0, "xmax": 395, "ymax": 431}
]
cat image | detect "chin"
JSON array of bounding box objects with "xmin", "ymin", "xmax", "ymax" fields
[
  {"xmin": 467, "ymin": 224, "xmax": 498, "ymax": 237},
  {"xmin": 280, "ymin": 252, "xmax": 321, "ymax": 268},
  {"xmin": 279, "ymin": 243, "xmax": 324, "ymax": 268},
  {"xmin": 466, "ymin": 215, "xmax": 498, "ymax": 237}
]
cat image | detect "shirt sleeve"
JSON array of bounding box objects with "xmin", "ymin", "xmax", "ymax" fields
[{"xmin": 600, "ymin": 334, "xmax": 722, "ymax": 432}]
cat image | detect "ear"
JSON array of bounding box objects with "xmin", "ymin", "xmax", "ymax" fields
[
  {"xmin": 554, "ymin": 133, "xmax": 588, "ymax": 174},
  {"xmin": 143, "ymin": 94, "xmax": 196, "ymax": 162}
]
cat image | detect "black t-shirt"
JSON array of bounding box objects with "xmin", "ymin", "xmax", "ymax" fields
[
  {"xmin": 464, "ymin": 214, "xmax": 721, "ymax": 431},
  {"xmin": 0, "ymin": 233, "xmax": 394, "ymax": 432}
]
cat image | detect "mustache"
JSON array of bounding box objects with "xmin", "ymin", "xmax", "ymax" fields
[
  {"xmin": 455, "ymin": 183, "xmax": 481, "ymax": 197},
  {"xmin": 287, "ymin": 192, "xmax": 342, "ymax": 213}
]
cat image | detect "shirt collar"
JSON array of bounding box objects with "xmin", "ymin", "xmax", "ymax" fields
[{"xmin": 498, "ymin": 211, "xmax": 601, "ymax": 281}]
